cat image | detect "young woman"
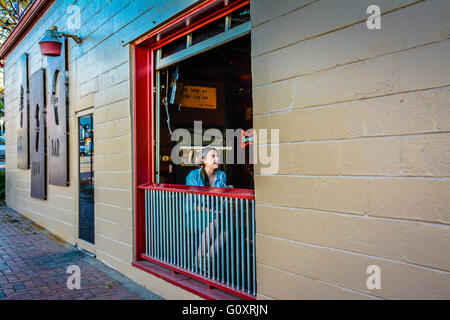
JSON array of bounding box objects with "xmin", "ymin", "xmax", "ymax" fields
[{"xmin": 186, "ymin": 147, "xmax": 229, "ymax": 272}]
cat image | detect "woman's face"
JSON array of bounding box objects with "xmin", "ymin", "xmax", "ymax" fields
[{"xmin": 202, "ymin": 149, "xmax": 219, "ymax": 170}]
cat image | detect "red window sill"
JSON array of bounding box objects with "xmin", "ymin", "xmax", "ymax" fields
[
  {"xmin": 139, "ymin": 183, "xmax": 255, "ymax": 199},
  {"xmin": 132, "ymin": 260, "xmax": 244, "ymax": 300}
]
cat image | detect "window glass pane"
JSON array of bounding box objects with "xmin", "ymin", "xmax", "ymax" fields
[
  {"xmin": 156, "ymin": 35, "xmax": 253, "ymax": 189},
  {"xmin": 162, "ymin": 36, "xmax": 187, "ymax": 59},
  {"xmin": 79, "ymin": 114, "xmax": 94, "ymax": 244},
  {"xmin": 231, "ymin": 5, "xmax": 250, "ymax": 28},
  {"xmin": 191, "ymin": 17, "xmax": 226, "ymax": 46}
]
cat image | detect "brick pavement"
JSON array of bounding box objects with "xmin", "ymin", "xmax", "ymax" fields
[{"xmin": 0, "ymin": 207, "xmax": 162, "ymax": 300}]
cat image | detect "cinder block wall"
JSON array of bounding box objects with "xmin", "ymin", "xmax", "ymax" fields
[{"xmin": 252, "ymin": 0, "xmax": 449, "ymax": 299}]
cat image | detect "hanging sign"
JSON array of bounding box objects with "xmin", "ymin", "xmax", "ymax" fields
[
  {"xmin": 181, "ymin": 85, "xmax": 217, "ymax": 109},
  {"xmin": 30, "ymin": 69, "xmax": 47, "ymax": 200},
  {"xmin": 47, "ymin": 38, "xmax": 69, "ymax": 186},
  {"xmin": 17, "ymin": 53, "xmax": 30, "ymax": 169}
]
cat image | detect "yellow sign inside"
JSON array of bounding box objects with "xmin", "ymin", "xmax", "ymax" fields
[{"xmin": 181, "ymin": 86, "xmax": 217, "ymax": 109}]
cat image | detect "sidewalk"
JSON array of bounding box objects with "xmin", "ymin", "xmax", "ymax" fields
[{"xmin": 0, "ymin": 207, "xmax": 162, "ymax": 300}]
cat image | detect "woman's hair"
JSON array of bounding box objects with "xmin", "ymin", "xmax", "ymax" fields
[
  {"xmin": 201, "ymin": 146, "xmax": 216, "ymax": 164},
  {"xmin": 200, "ymin": 147, "xmax": 216, "ymax": 186}
]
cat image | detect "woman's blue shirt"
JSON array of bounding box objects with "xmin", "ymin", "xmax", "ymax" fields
[{"xmin": 185, "ymin": 169, "xmax": 228, "ymax": 188}]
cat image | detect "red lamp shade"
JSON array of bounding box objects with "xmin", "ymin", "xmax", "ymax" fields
[
  {"xmin": 39, "ymin": 40, "xmax": 62, "ymax": 57},
  {"xmin": 39, "ymin": 28, "xmax": 63, "ymax": 57}
]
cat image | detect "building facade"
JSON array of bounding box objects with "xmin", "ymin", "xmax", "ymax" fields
[{"xmin": 1, "ymin": 0, "xmax": 449, "ymax": 299}]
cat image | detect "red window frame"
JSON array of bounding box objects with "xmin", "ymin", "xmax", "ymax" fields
[{"xmin": 132, "ymin": 0, "xmax": 254, "ymax": 300}]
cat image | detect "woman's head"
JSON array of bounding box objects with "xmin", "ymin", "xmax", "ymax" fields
[{"xmin": 201, "ymin": 147, "xmax": 219, "ymax": 170}]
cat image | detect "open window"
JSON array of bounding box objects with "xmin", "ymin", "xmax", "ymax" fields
[
  {"xmin": 155, "ymin": 34, "xmax": 253, "ymax": 189},
  {"xmin": 133, "ymin": 0, "xmax": 255, "ymax": 300}
]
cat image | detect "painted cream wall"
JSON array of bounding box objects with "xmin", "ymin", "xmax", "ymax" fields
[
  {"xmin": 4, "ymin": 0, "xmax": 202, "ymax": 300},
  {"xmin": 251, "ymin": 0, "xmax": 449, "ymax": 299}
]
